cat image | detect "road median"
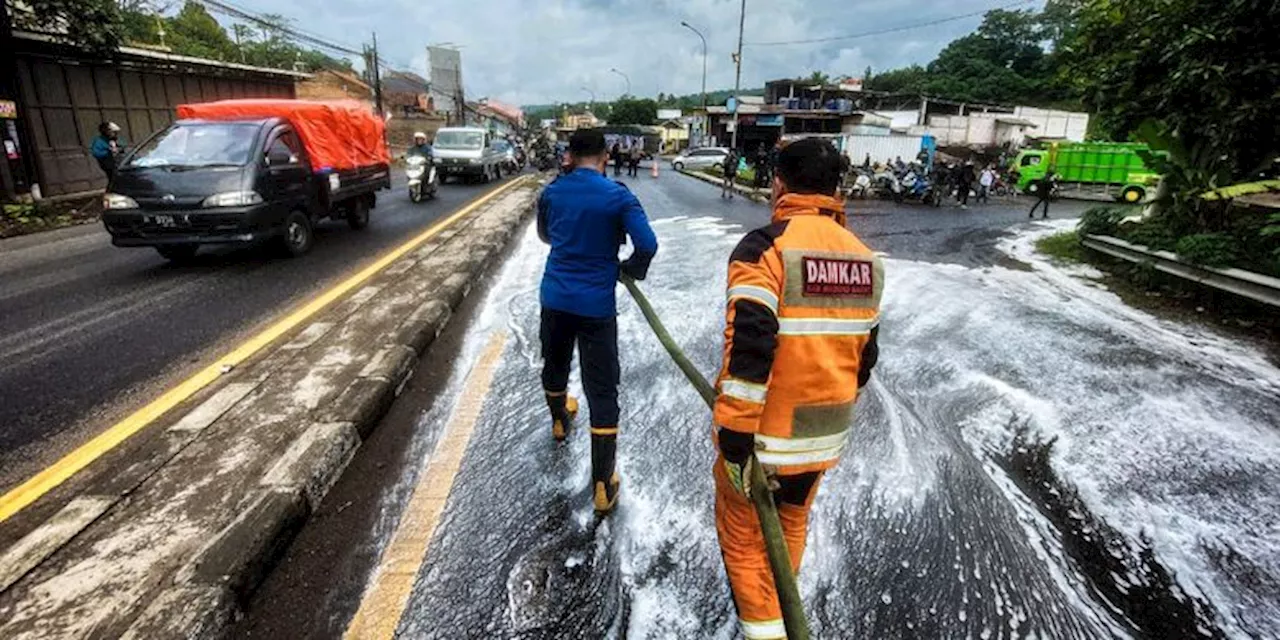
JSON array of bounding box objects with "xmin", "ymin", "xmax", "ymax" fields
[
  {"xmin": 676, "ymin": 166, "xmax": 769, "ymax": 202},
  {"xmin": 0, "ymin": 177, "xmax": 540, "ymax": 639}
]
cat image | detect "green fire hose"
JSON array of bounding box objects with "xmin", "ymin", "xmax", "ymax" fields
[{"xmin": 621, "ymin": 275, "xmax": 810, "ymax": 640}]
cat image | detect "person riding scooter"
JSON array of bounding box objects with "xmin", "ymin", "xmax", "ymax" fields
[
  {"xmin": 408, "ymin": 132, "xmax": 433, "ymax": 160},
  {"xmin": 405, "ymin": 131, "xmax": 439, "ymax": 203}
]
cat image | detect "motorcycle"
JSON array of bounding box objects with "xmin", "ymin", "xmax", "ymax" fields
[
  {"xmin": 842, "ymin": 168, "xmax": 873, "ymax": 199},
  {"xmin": 406, "ymin": 155, "xmax": 438, "ymax": 203},
  {"xmin": 873, "ymin": 168, "xmax": 902, "ymax": 200},
  {"xmin": 897, "ymin": 167, "xmax": 943, "ymax": 206}
]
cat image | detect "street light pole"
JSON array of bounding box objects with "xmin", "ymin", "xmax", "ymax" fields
[
  {"xmin": 680, "ymin": 20, "xmax": 711, "ymax": 111},
  {"xmin": 610, "ymin": 68, "xmax": 631, "ymax": 97},
  {"xmin": 731, "ymin": 0, "xmax": 746, "ymax": 150},
  {"xmin": 580, "ymin": 87, "xmax": 596, "ymax": 125},
  {"xmin": 680, "ymin": 21, "xmax": 708, "ymax": 137}
]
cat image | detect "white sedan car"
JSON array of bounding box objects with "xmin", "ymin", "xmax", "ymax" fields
[{"xmin": 671, "ymin": 147, "xmax": 730, "ymax": 171}]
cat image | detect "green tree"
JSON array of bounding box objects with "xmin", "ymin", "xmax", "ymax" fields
[
  {"xmin": 806, "ymin": 71, "xmax": 831, "ymax": 85},
  {"xmin": 865, "ymin": 65, "xmax": 928, "ymax": 93},
  {"xmin": 15, "ymin": 0, "xmax": 123, "ymax": 51},
  {"xmin": 165, "ymin": 1, "xmax": 236, "ymax": 60},
  {"xmin": 1067, "ymin": 0, "xmax": 1279, "ymax": 181},
  {"xmin": 608, "ymin": 97, "xmax": 656, "ymax": 125}
]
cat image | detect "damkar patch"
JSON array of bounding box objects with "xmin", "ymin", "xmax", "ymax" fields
[{"xmin": 802, "ymin": 256, "xmax": 875, "ymax": 297}]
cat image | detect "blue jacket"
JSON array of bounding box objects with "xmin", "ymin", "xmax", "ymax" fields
[
  {"xmin": 90, "ymin": 136, "xmax": 114, "ymax": 160},
  {"xmin": 538, "ymin": 168, "xmax": 658, "ymax": 318}
]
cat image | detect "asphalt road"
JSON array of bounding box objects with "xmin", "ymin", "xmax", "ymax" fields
[
  {"xmin": 240, "ymin": 172, "xmax": 1278, "ymax": 639},
  {"xmin": 0, "ymin": 172, "xmax": 520, "ymax": 492}
]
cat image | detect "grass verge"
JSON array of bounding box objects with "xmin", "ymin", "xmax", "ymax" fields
[{"xmin": 1034, "ymin": 231, "xmax": 1084, "ymax": 264}]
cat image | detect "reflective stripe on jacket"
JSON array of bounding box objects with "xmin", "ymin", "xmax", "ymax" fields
[{"xmin": 713, "ymin": 192, "xmax": 883, "ymax": 474}]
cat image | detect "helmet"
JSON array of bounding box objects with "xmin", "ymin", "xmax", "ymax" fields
[{"xmin": 413, "ymin": 131, "xmax": 427, "ymax": 141}]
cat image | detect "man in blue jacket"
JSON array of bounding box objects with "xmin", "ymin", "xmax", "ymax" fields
[{"xmin": 538, "ymin": 128, "xmax": 658, "ymax": 514}]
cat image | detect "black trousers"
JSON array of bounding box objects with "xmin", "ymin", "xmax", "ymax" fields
[
  {"xmin": 541, "ymin": 308, "xmax": 620, "ymax": 481},
  {"xmin": 1029, "ymin": 197, "xmax": 1050, "ymax": 217}
]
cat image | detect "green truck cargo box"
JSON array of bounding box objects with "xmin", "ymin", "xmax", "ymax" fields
[{"xmin": 1012, "ymin": 141, "xmax": 1161, "ymax": 203}]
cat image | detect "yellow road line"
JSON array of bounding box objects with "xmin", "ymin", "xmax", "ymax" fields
[
  {"xmin": 0, "ymin": 177, "xmax": 530, "ymax": 524},
  {"xmin": 345, "ymin": 330, "xmax": 508, "ymax": 640}
]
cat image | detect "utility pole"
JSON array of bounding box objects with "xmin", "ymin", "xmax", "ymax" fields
[
  {"xmin": 455, "ymin": 62, "xmax": 464, "ymax": 126},
  {"xmin": 370, "ymin": 32, "xmax": 383, "ymax": 117},
  {"xmin": 731, "ymin": 0, "xmax": 746, "ymax": 150}
]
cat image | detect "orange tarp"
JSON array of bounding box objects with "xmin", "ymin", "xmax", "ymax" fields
[{"xmin": 176, "ymin": 99, "xmax": 389, "ymax": 172}]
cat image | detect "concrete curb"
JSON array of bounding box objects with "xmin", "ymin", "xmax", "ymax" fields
[
  {"xmin": 677, "ymin": 167, "xmax": 770, "ymax": 203},
  {"xmin": 0, "ymin": 177, "xmax": 540, "ymax": 639}
]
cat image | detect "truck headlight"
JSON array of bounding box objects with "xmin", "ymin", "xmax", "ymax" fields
[
  {"xmin": 202, "ymin": 191, "xmax": 263, "ymax": 208},
  {"xmin": 103, "ymin": 193, "xmax": 138, "ymax": 210}
]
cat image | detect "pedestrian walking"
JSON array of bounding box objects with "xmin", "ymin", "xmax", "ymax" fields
[
  {"xmin": 753, "ymin": 145, "xmax": 769, "ymax": 190},
  {"xmin": 1028, "ymin": 171, "xmax": 1056, "ymax": 218},
  {"xmin": 978, "ymin": 165, "xmax": 995, "ymax": 204},
  {"xmin": 721, "ymin": 149, "xmax": 739, "ymax": 199},
  {"xmin": 90, "ymin": 121, "xmax": 124, "ymax": 183},
  {"xmin": 714, "ymin": 138, "xmax": 882, "ymax": 639},
  {"xmin": 537, "ymin": 129, "xmax": 659, "ymax": 514},
  {"xmin": 611, "ymin": 142, "xmax": 623, "ymax": 177},
  {"xmin": 628, "ymin": 144, "xmax": 642, "ymax": 177},
  {"xmin": 956, "ymin": 161, "xmax": 976, "ymax": 208}
]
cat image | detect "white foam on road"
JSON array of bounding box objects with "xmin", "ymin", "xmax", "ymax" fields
[{"xmin": 392, "ymin": 210, "xmax": 1278, "ymax": 638}]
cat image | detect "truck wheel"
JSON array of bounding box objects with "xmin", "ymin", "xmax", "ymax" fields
[
  {"xmin": 347, "ymin": 199, "xmax": 370, "ymax": 230},
  {"xmin": 156, "ymin": 244, "xmax": 198, "ymax": 263},
  {"xmin": 278, "ymin": 210, "xmax": 314, "ymax": 257},
  {"xmin": 673, "ymin": 161, "xmax": 684, "ymax": 171},
  {"xmin": 1121, "ymin": 186, "xmax": 1145, "ymax": 203}
]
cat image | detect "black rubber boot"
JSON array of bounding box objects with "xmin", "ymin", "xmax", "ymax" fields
[
  {"xmin": 590, "ymin": 429, "xmax": 620, "ymax": 513},
  {"xmin": 545, "ymin": 392, "xmax": 578, "ymax": 442}
]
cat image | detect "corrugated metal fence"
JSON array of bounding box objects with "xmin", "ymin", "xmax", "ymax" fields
[
  {"xmin": 16, "ymin": 54, "xmax": 295, "ymax": 197},
  {"xmin": 842, "ymin": 134, "xmax": 924, "ymax": 166}
]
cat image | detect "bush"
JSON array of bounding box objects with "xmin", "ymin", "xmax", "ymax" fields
[
  {"xmin": 1035, "ymin": 231, "xmax": 1084, "ymax": 263},
  {"xmin": 1120, "ymin": 218, "xmax": 1179, "ymax": 252},
  {"xmin": 1076, "ymin": 206, "xmax": 1129, "ymax": 238},
  {"xmin": 1174, "ymin": 233, "xmax": 1241, "ymax": 268}
]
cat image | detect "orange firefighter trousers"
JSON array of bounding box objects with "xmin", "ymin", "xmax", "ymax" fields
[{"xmin": 714, "ymin": 455, "xmax": 824, "ymax": 639}]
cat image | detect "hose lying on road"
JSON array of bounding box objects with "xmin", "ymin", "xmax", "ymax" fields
[{"xmin": 621, "ymin": 275, "xmax": 811, "ymax": 640}]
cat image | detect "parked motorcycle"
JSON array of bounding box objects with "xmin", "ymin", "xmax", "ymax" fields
[
  {"xmin": 873, "ymin": 168, "xmax": 902, "ymax": 200},
  {"xmin": 406, "ymin": 155, "xmax": 438, "ymax": 203},
  {"xmin": 898, "ymin": 167, "xmax": 943, "ymax": 206},
  {"xmin": 842, "ymin": 168, "xmax": 873, "ymax": 199}
]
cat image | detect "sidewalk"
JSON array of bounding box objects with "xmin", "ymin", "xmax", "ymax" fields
[
  {"xmin": 0, "ymin": 178, "xmax": 539, "ymax": 639},
  {"xmin": 675, "ymin": 167, "xmax": 770, "ymax": 202}
]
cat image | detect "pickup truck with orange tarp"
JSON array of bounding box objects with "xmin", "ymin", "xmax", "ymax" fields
[{"xmin": 101, "ymin": 100, "xmax": 391, "ymax": 260}]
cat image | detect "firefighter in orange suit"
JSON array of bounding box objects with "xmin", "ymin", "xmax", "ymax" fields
[{"xmin": 713, "ymin": 138, "xmax": 883, "ymax": 639}]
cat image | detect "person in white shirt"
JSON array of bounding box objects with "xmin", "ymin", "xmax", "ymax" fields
[{"xmin": 978, "ymin": 166, "xmax": 996, "ymax": 204}]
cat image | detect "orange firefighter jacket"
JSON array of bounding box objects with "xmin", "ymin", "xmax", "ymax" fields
[{"xmin": 713, "ymin": 193, "xmax": 883, "ymax": 475}]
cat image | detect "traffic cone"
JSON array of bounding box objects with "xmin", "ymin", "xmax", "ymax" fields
[{"xmin": 652, "ymin": 152, "xmax": 659, "ymax": 179}]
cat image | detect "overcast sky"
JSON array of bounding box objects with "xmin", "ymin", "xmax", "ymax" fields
[{"xmin": 247, "ymin": 0, "xmax": 1043, "ymax": 106}]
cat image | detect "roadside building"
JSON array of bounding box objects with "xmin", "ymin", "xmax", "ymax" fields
[
  {"xmin": 380, "ymin": 70, "xmax": 433, "ymax": 118},
  {"xmin": 296, "ymin": 68, "xmax": 373, "ymax": 107}
]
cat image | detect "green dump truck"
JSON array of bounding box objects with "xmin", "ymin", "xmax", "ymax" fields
[{"xmin": 1011, "ymin": 141, "xmax": 1161, "ymax": 203}]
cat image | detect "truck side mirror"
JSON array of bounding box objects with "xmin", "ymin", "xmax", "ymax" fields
[{"xmin": 267, "ymin": 148, "xmax": 295, "ymax": 167}]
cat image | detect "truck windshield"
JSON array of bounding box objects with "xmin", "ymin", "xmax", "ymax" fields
[
  {"xmin": 127, "ymin": 123, "xmax": 260, "ymax": 169},
  {"xmin": 434, "ymin": 131, "xmax": 485, "ymax": 150}
]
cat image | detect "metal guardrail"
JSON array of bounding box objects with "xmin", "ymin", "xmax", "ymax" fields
[{"xmin": 1081, "ymin": 234, "xmax": 1280, "ymax": 308}]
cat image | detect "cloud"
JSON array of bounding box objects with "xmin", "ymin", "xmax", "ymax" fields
[{"xmin": 244, "ymin": 0, "xmax": 1040, "ymax": 105}]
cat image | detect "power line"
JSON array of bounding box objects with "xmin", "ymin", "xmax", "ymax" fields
[
  {"xmin": 745, "ymin": 0, "xmax": 1034, "ymax": 47},
  {"xmin": 196, "ymin": 0, "xmax": 364, "ymax": 57}
]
